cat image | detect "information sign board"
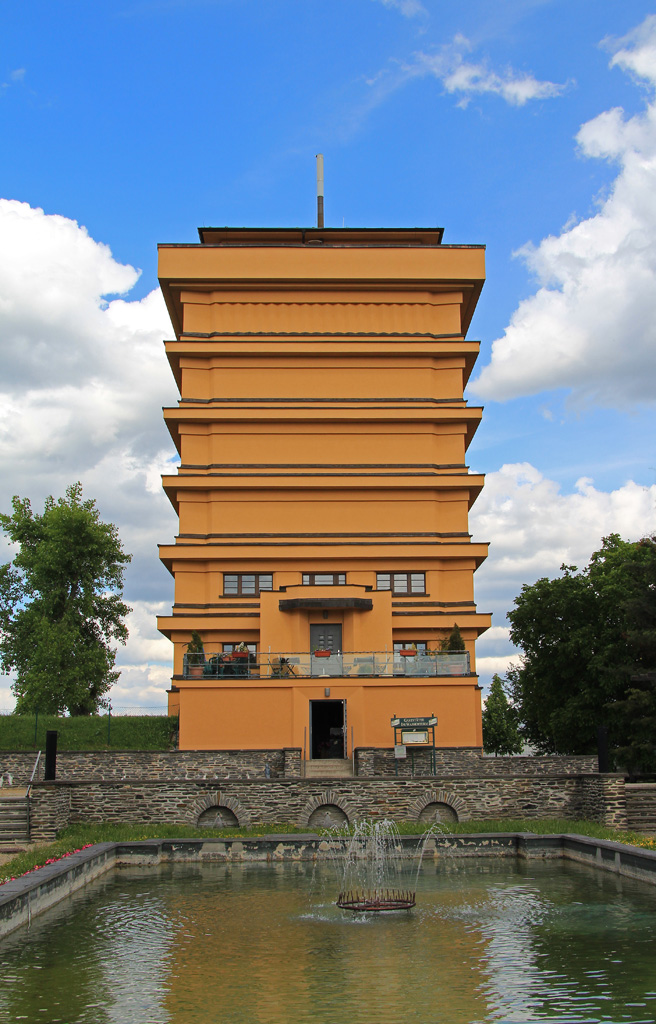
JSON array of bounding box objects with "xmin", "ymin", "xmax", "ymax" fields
[
  {"xmin": 402, "ymin": 730, "xmax": 429, "ymax": 745},
  {"xmin": 390, "ymin": 716, "xmax": 437, "ymax": 728}
]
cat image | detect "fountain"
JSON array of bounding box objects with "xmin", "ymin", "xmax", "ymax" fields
[
  {"xmin": 331, "ymin": 818, "xmax": 446, "ymax": 912},
  {"xmin": 336, "ymin": 887, "xmax": 416, "ymax": 912}
]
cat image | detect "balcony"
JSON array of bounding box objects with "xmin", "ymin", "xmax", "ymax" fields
[{"xmin": 182, "ymin": 650, "xmax": 471, "ymax": 679}]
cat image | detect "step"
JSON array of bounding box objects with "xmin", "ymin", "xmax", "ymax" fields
[
  {"xmin": 0, "ymin": 797, "xmax": 29, "ymax": 841},
  {"xmin": 304, "ymin": 759, "xmax": 353, "ymax": 778},
  {"xmin": 0, "ymin": 812, "xmax": 28, "ymax": 824}
]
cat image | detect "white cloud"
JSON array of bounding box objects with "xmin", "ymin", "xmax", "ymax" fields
[
  {"xmin": 471, "ymin": 462, "xmax": 656, "ymax": 689},
  {"xmin": 0, "ymin": 199, "xmax": 179, "ymax": 710},
  {"xmin": 407, "ymin": 35, "xmax": 567, "ymax": 107},
  {"xmin": 345, "ymin": 32, "xmax": 562, "ymax": 142},
  {"xmin": 374, "ymin": 0, "xmax": 427, "ymax": 17},
  {"xmin": 1, "ymin": 68, "xmax": 25, "ymax": 91},
  {"xmin": 109, "ymin": 600, "xmax": 173, "ymax": 711},
  {"xmin": 0, "ymin": 201, "xmax": 178, "ymax": 472},
  {"xmin": 472, "ymin": 15, "xmax": 656, "ymax": 407}
]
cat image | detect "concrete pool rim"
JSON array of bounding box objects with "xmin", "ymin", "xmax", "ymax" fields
[{"xmin": 1, "ymin": 832, "xmax": 656, "ymax": 938}]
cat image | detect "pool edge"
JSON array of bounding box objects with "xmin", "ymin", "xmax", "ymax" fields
[{"xmin": 2, "ymin": 832, "xmax": 655, "ymax": 939}]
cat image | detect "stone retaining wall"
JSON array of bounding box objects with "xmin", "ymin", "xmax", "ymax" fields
[
  {"xmin": 355, "ymin": 748, "xmax": 598, "ymax": 776},
  {"xmin": 1, "ymin": 747, "xmax": 598, "ymax": 784},
  {"xmin": 29, "ymin": 772, "xmax": 627, "ymax": 842},
  {"xmin": 29, "ymin": 785, "xmax": 70, "ymax": 839},
  {"xmin": 0, "ymin": 749, "xmax": 292, "ymax": 783}
]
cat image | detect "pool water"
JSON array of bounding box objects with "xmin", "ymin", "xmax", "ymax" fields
[{"xmin": 1, "ymin": 858, "xmax": 656, "ymax": 1024}]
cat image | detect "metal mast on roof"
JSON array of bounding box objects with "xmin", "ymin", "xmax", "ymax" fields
[{"xmin": 316, "ymin": 154, "xmax": 324, "ymax": 228}]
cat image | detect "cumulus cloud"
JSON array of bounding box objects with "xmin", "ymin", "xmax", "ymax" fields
[
  {"xmin": 472, "ymin": 15, "xmax": 656, "ymax": 407},
  {"xmin": 405, "ymin": 35, "xmax": 567, "ymax": 107},
  {"xmin": 0, "ymin": 200, "xmax": 178, "ymax": 710},
  {"xmin": 471, "ymin": 463, "xmax": 656, "ymax": 688},
  {"xmin": 109, "ymin": 600, "xmax": 174, "ymax": 711}
]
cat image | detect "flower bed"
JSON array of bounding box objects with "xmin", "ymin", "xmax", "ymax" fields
[{"xmin": 0, "ymin": 844, "xmax": 94, "ymax": 886}]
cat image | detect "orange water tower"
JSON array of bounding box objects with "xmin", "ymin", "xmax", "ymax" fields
[{"xmin": 157, "ymin": 225, "xmax": 490, "ymax": 755}]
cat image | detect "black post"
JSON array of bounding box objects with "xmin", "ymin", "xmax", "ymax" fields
[
  {"xmin": 44, "ymin": 730, "xmax": 58, "ymax": 781},
  {"xmin": 596, "ymin": 724, "xmax": 610, "ymax": 773}
]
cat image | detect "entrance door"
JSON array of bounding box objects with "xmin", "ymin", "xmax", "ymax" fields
[
  {"xmin": 310, "ymin": 623, "xmax": 342, "ymax": 653},
  {"xmin": 310, "ymin": 700, "xmax": 345, "ymax": 759}
]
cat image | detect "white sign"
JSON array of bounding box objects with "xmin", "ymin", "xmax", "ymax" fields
[
  {"xmin": 402, "ymin": 730, "xmax": 429, "ymax": 745},
  {"xmin": 394, "ymin": 744, "xmax": 407, "ymax": 759}
]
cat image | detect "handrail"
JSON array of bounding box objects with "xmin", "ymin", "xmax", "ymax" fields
[
  {"xmin": 182, "ymin": 650, "xmax": 471, "ymax": 680},
  {"xmin": 27, "ymin": 750, "xmax": 41, "ymax": 794},
  {"xmin": 25, "ymin": 750, "xmax": 41, "ymax": 841}
]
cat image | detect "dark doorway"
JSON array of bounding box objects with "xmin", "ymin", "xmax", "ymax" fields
[
  {"xmin": 310, "ymin": 700, "xmax": 345, "ymax": 759},
  {"xmin": 310, "ymin": 623, "xmax": 342, "ymax": 653}
]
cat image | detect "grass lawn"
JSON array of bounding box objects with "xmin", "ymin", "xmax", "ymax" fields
[
  {"xmin": 1, "ymin": 818, "xmax": 654, "ymax": 885},
  {"xmin": 0, "ymin": 714, "xmax": 178, "ymax": 751}
]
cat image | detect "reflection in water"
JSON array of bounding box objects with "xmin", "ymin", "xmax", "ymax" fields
[{"xmin": 1, "ymin": 859, "xmax": 656, "ymax": 1023}]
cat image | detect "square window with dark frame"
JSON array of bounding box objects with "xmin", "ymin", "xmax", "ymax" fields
[
  {"xmin": 223, "ymin": 574, "xmax": 273, "ymax": 596},
  {"xmin": 376, "ymin": 572, "xmax": 426, "ymax": 595}
]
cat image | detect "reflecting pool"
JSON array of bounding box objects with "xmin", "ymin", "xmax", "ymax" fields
[{"xmin": 2, "ymin": 858, "xmax": 656, "ymax": 1024}]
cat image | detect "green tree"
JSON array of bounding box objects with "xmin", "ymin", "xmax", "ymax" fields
[
  {"xmin": 507, "ymin": 534, "xmax": 656, "ymax": 766},
  {"xmin": 0, "ymin": 483, "xmax": 131, "ymax": 715},
  {"xmin": 604, "ymin": 537, "xmax": 656, "ymax": 773},
  {"xmin": 441, "ymin": 623, "xmax": 466, "ymax": 651},
  {"xmin": 482, "ymin": 673, "xmax": 523, "ymax": 755}
]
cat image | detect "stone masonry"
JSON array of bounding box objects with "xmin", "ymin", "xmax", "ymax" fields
[
  {"xmin": 28, "ymin": 772, "xmax": 627, "ymax": 842},
  {"xmin": 1, "ymin": 747, "xmax": 597, "ymax": 784},
  {"xmin": 354, "ymin": 748, "xmax": 597, "ymax": 777}
]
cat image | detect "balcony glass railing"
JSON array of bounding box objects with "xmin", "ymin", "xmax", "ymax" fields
[{"xmin": 182, "ymin": 650, "xmax": 470, "ymax": 679}]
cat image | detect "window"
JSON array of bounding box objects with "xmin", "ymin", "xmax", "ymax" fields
[
  {"xmin": 302, "ymin": 573, "xmax": 346, "ymax": 586},
  {"xmin": 377, "ymin": 572, "xmax": 426, "ymax": 595},
  {"xmin": 393, "ymin": 641, "xmax": 429, "ymax": 654},
  {"xmin": 223, "ymin": 574, "xmax": 273, "ymax": 596},
  {"xmin": 222, "ymin": 643, "xmax": 258, "ymax": 654}
]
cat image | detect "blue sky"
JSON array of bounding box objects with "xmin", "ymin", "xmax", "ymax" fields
[{"xmin": 2, "ymin": 0, "xmax": 656, "ymax": 708}]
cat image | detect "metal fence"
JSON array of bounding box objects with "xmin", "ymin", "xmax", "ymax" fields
[{"xmin": 0, "ymin": 706, "xmax": 169, "ymax": 717}]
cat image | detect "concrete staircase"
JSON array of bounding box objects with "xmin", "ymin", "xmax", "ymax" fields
[
  {"xmin": 0, "ymin": 791, "xmax": 30, "ymax": 844},
  {"xmin": 304, "ymin": 759, "xmax": 353, "ymax": 779}
]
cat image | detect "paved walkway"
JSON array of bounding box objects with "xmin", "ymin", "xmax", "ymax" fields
[{"xmin": 0, "ymin": 841, "xmax": 33, "ymax": 869}]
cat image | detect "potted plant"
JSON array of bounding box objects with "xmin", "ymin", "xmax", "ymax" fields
[
  {"xmin": 232, "ymin": 642, "xmax": 250, "ymax": 660},
  {"xmin": 185, "ymin": 630, "xmax": 205, "ymax": 677}
]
